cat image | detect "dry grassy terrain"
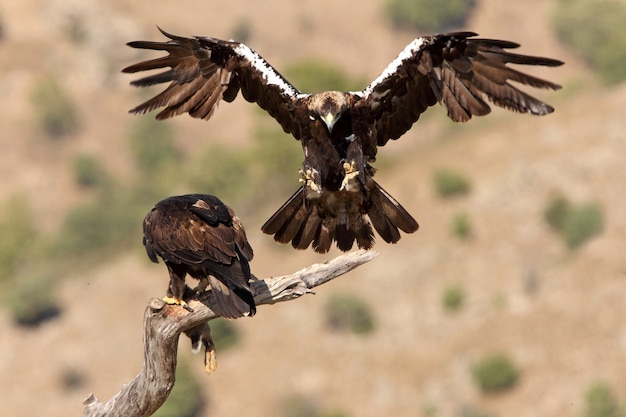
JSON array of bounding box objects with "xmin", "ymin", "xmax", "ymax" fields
[{"xmin": 0, "ymin": 1, "xmax": 624, "ymax": 416}]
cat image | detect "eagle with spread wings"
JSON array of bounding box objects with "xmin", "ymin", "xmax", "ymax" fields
[
  {"xmin": 125, "ymin": 29, "xmax": 562, "ymax": 253},
  {"xmin": 143, "ymin": 194, "xmax": 255, "ymax": 318}
]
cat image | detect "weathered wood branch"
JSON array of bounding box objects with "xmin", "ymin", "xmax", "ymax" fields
[{"xmin": 83, "ymin": 249, "xmax": 378, "ymax": 417}]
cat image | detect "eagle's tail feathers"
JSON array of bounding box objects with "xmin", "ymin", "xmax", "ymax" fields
[
  {"xmin": 313, "ymin": 220, "xmax": 334, "ymax": 253},
  {"xmin": 353, "ymin": 217, "xmax": 375, "ymax": 250},
  {"xmin": 208, "ymin": 274, "xmax": 255, "ymax": 319},
  {"xmin": 368, "ymin": 181, "xmax": 419, "ymax": 243},
  {"xmin": 335, "ymin": 223, "xmax": 355, "ymax": 252},
  {"xmin": 261, "ymin": 188, "xmax": 305, "ymax": 238},
  {"xmin": 292, "ymin": 208, "xmax": 322, "ymax": 250}
]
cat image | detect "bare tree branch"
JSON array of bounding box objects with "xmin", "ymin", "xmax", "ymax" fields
[{"xmin": 83, "ymin": 249, "xmax": 378, "ymax": 417}]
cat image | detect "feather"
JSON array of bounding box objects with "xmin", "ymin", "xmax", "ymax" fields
[
  {"xmin": 292, "ymin": 208, "xmax": 322, "ymax": 250},
  {"xmin": 142, "ymin": 194, "xmax": 255, "ymax": 318},
  {"xmin": 124, "ymin": 29, "xmax": 302, "ymax": 135},
  {"xmin": 261, "ymin": 188, "xmax": 305, "ymax": 235}
]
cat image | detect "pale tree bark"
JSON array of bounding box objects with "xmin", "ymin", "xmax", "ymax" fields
[{"xmin": 83, "ymin": 249, "xmax": 378, "ymax": 417}]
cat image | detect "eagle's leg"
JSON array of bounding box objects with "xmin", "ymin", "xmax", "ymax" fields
[
  {"xmin": 192, "ymin": 276, "xmax": 209, "ymax": 294},
  {"xmin": 164, "ymin": 263, "xmax": 194, "ymax": 312},
  {"xmin": 184, "ymin": 323, "xmax": 217, "ymax": 375},
  {"xmin": 340, "ymin": 160, "xmax": 359, "ymax": 191},
  {"xmin": 299, "ymin": 168, "xmax": 320, "ymax": 193}
]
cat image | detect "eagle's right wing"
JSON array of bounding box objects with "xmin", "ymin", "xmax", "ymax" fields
[{"xmin": 123, "ymin": 28, "xmax": 305, "ymax": 138}]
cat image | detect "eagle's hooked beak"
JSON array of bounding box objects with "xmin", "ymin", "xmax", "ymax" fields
[{"xmin": 320, "ymin": 113, "xmax": 338, "ymax": 133}]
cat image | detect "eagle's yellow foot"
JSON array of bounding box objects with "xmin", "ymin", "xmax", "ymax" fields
[
  {"xmin": 299, "ymin": 168, "xmax": 320, "ymax": 193},
  {"xmin": 205, "ymin": 345, "xmax": 217, "ymax": 375},
  {"xmin": 162, "ymin": 296, "xmax": 194, "ymax": 312},
  {"xmin": 340, "ymin": 161, "xmax": 359, "ymax": 191}
]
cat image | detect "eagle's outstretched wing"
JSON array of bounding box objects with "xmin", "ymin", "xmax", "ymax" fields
[
  {"xmin": 123, "ymin": 28, "xmax": 304, "ymax": 138},
  {"xmin": 359, "ymin": 32, "xmax": 563, "ymax": 146}
]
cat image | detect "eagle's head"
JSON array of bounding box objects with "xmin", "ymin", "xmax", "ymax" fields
[{"xmin": 308, "ymin": 91, "xmax": 351, "ymax": 134}]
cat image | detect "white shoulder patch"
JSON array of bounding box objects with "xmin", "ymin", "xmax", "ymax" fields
[
  {"xmin": 362, "ymin": 37, "xmax": 426, "ymax": 97},
  {"xmin": 234, "ymin": 43, "xmax": 300, "ymax": 98},
  {"xmin": 192, "ymin": 199, "xmax": 210, "ymax": 210}
]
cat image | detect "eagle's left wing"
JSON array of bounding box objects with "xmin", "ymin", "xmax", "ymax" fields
[
  {"xmin": 188, "ymin": 199, "xmax": 254, "ymax": 263},
  {"xmin": 359, "ymin": 32, "xmax": 563, "ymax": 146},
  {"xmin": 123, "ymin": 28, "xmax": 304, "ymax": 138}
]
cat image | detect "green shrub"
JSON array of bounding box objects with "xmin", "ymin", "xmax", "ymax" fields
[
  {"xmin": 72, "ymin": 154, "xmax": 108, "ymax": 188},
  {"xmin": 129, "ymin": 117, "xmax": 179, "ymax": 175},
  {"xmin": 54, "ymin": 191, "xmax": 143, "ymax": 258},
  {"xmin": 584, "ymin": 382, "xmax": 621, "ymax": 417},
  {"xmin": 471, "ymin": 352, "xmax": 519, "ymax": 393},
  {"xmin": 544, "ymin": 193, "xmax": 571, "ymax": 231},
  {"xmin": 0, "ymin": 197, "xmax": 37, "ymax": 282},
  {"xmin": 561, "ymin": 203, "xmax": 604, "ymax": 249},
  {"xmin": 210, "ymin": 318, "xmax": 241, "ymax": 352},
  {"xmin": 433, "ymin": 169, "xmax": 471, "ymax": 198},
  {"xmin": 185, "ymin": 144, "xmax": 253, "ymax": 203},
  {"xmin": 442, "ymin": 284, "xmax": 464, "ymax": 312},
  {"xmin": 325, "ymin": 293, "xmax": 375, "ymax": 334},
  {"xmin": 553, "ymin": 0, "xmax": 626, "ymax": 84},
  {"xmin": 386, "ymin": 0, "xmax": 475, "ymax": 33},
  {"xmin": 154, "ymin": 360, "xmax": 204, "ymax": 417},
  {"xmin": 31, "ymin": 74, "xmax": 80, "ymax": 138},
  {"xmin": 544, "ymin": 194, "xmax": 604, "ymax": 249},
  {"xmin": 284, "ymin": 60, "xmax": 366, "ymax": 93},
  {"xmin": 5, "ymin": 273, "xmax": 61, "ymax": 327},
  {"xmin": 452, "ymin": 212, "xmax": 472, "ymax": 239}
]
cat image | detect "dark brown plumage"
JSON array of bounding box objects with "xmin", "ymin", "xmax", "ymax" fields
[
  {"xmin": 125, "ymin": 29, "xmax": 563, "ymax": 253},
  {"xmin": 143, "ymin": 194, "xmax": 255, "ymax": 318}
]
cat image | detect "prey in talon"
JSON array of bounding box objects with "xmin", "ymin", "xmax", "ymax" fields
[{"xmin": 185, "ymin": 323, "xmax": 218, "ymax": 375}]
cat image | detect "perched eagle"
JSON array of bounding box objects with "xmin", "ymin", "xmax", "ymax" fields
[
  {"xmin": 143, "ymin": 194, "xmax": 255, "ymax": 318},
  {"xmin": 125, "ymin": 29, "xmax": 562, "ymax": 253}
]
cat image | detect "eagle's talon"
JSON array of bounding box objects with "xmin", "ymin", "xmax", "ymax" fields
[
  {"xmin": 162, "ymin": 296, "xmax": 194, "ymax": 312},
  {"xmin": 299, "ymin": 168, "xmax": 321, "ymax": 193},
  {"xmin": 340, "ymin": 161, "xmax": 359, "ymax": 191}
]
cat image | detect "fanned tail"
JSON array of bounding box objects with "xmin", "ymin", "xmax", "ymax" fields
[{"xmin": 262, "ymin": 183, "xmax": 418, "ymax": 253}]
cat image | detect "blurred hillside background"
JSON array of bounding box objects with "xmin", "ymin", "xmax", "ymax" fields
[{"xmin": 0, "ymin": 0, "xmax": 625, "ymax": 416}]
